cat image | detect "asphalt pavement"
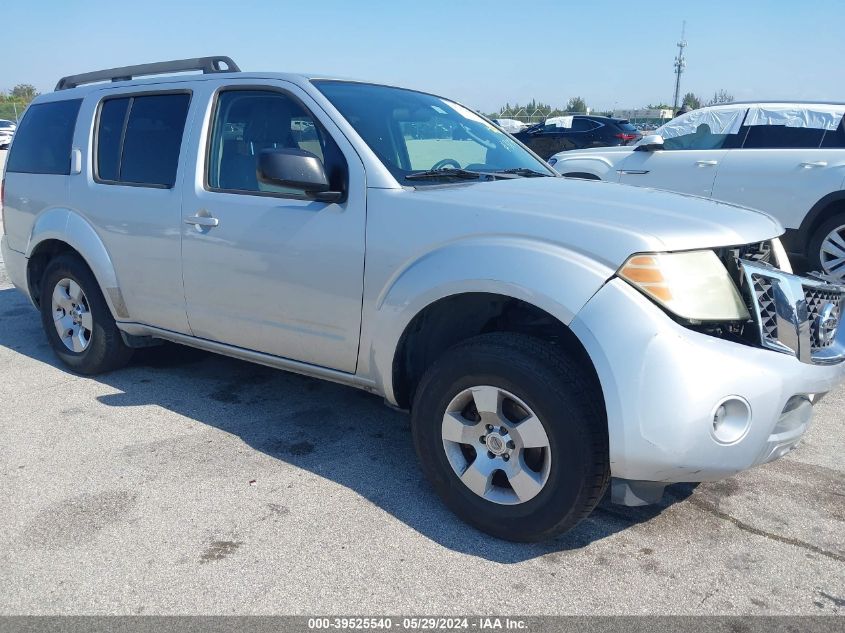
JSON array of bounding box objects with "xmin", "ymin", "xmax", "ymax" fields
[{"xmin": 0, "ymin": 162, "xmax": 843, "ymax": 614}]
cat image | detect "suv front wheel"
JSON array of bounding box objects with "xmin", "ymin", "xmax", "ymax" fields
[
  {"xmin": 39, "ymin": 253, "xmax": 134, "ymax": 375},
  {"xmin": 411, "ymin": 333, "xmax": 609, "ymax": 541}
]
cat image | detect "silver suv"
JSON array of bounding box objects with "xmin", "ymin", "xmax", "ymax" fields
[{"xmin": 2, "ymin": 57, "xmax": 844, "ymax": 541}]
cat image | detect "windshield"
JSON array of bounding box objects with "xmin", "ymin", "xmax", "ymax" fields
[
  {"xmin": 0, "ymin": 120, "xmax": 15, "ymax": 129},
  {"xmin": 314, "ymin": 81, "xmax": 554, "ymax": 183}
]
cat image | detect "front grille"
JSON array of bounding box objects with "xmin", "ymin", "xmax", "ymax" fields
[
  {"xmin": 753, "ymin": 275, "xmax": 778, "ymax": 344},
  {"xmin": 804, "ymin": 287, "xmax": 842, "ymax": 349}
]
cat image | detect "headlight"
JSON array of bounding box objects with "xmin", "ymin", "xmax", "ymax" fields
[{"xmin": 619, "ymin": 250, "xmax": 750, "ymax": 322}]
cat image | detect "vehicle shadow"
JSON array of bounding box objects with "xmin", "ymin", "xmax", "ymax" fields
[{"xmin": 0, "ymin": 286, "xmax": 695, "ymax": 563}]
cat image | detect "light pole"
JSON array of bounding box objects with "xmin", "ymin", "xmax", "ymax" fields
[{"xmin": 672, "ymin": 21, "xmax": 687, "ymax": 113}]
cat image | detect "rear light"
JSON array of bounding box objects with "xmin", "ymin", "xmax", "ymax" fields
[{"xmin": 615, "ymin": 133, "xmax": 638, "ymax": 142}]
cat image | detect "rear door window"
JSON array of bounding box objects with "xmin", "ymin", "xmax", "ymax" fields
[
  {"xmin": 95, "ymin": 93, "xmax": 191, "ymax": 187},
  {"xmin": 742, "ymin": 125, "xmax": 825, "ymax": 149},
  {"xmin": 6, "ymin": 99, "xmax": 82, "ymax": 175}
]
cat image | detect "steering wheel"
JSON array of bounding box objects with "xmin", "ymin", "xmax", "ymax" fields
[{"xmin": 431, "ymin": 158, "xmax": 461, "ymax": 170}]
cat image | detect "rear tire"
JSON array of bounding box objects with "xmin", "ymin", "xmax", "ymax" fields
[
  {"xmin": 808, "ymin": 212, "xmax": 845, "ymax": 280},
  {"xmin": 411, "ymin": 332, "xmax": 609, "ymax": 541},
  {"xmin": 39, "ymin": 253, "xmax": 133, "ymax": 374}
]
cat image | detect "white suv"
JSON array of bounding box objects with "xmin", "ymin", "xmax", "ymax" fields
[
  {"xmin": 2, "ymin": 58, "xmax": 844, "ymax": 541},
  {"xmin": 549, "ymin": 102, "xmax": 845, "ymax": 279}
]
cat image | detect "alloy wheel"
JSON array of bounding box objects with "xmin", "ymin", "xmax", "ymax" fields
[
  {"xmin": 820, "ymin": 224, "xmax": 845, "ymax": 279},
  {"xmin": 51, "ymin": 278, "xmax": 93, "ymax": 353},
  {"xmin": 441, "ymin": 385, "xmax": 552, "ymax": 505}
]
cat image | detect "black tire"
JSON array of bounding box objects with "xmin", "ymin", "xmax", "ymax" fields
[
  {"xmin": 39, "ymin": 253, "xmax": 133, "ymax": 374},
  {"xmin": 411, "ymin": 332, "xmax": 609, "ymax": 541},
  {"xmin": 807, "ymin": 212, "xmax": 845, "ymax": 278}
]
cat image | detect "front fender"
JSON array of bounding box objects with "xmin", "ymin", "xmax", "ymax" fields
[
  {"xmin": 26, "ymin": 208, "xmax": 128, "ymax": 318},
  {"xmin": 551, "ymin": 154, "xmax": 621, "ymax": 180},
  {"xmin": 365, "ymin": 236, "xmax": 614, "ymax": 403}
]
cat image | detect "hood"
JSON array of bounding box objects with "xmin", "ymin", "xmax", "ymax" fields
[{"xmin": 406, "ymin": 177, "xmax": 783, "ymax": 269}]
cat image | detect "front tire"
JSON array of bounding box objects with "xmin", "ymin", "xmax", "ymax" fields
[
  {"xmin": 808, "ymin": 212, "xmax": 845, "ymax": 280},
  {"xmin": 39, "ymin": 253, "xmax": 133, "ymax": 374},
  {"xmin": 411, "ymin": 333, "xmax": 609, "ymax": 541}
]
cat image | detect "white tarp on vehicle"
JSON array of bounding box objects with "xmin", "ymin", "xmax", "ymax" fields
[
  {"xmin": 492, "ymin": 118, "xmax": 527, "ymax": 133},
  {"xmin": 545, "ymin": 115, "xmax": 574, "ymax": 129},
  {"xmin": 656, "ymin": 107, "xmax": 746, "ymax": 139},
  {"xmin": 744, "ymin": 104, "xmax": 845, "ymax": 130}
]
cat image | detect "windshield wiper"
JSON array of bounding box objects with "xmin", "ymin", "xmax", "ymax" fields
[
  {"xmin": 493, "ymin": 167, "xmax": 553, "ymax": 177},
  {"xmin": 405, "ymin": 168, "xmax": 491, "ymax": 181}
]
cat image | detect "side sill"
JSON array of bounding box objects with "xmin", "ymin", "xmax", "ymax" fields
[{"xmin": 116, "ymin": 322, "xmax": 378, "ymax": 393}]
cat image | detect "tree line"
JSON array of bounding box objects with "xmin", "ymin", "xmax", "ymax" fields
[
  {"xmin": 0, "ymin": 83, "xmax": 40, "ymax": 121},
  {"xmin": 494, "ymin": 89, "xmax": 735, "ymax": 120}
]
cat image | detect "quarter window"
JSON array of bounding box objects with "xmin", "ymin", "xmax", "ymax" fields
[
  {"xmin": 95, "ymin": 93, "xmax": 191, "ymax": 187},
  {"xmin": 207, "ymin": 89, "xmax": 344, "ymax": 196},
  {"xmin": 6, "ymin": 99, "xmax": 82, "ymax": 175}
]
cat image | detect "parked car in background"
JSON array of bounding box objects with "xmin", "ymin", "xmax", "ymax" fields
[
  {"xmin": 0, "ymin": 119, "xmax": 16, "ymax": 149},
  {"xmin": 549, "ymin": 102, "xmax": 845, "ymax": 279},
  {"xmin": 2, "ymin": 59, "xmax": 844, "ymax": 541},
  {"xmin": 492, "ymin": 118, "xmax": 527, "ymax": 133},
  {"xmin": 513, "ymin": 115, "xmax": 641, "ymax": 159}
]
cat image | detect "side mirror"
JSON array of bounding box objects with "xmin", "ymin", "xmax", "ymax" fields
[
  {"xmin": 635, "ymin": 134, "xmax": 665, "ymax": 152},
  {"xmin": 257, "ymin": 148, "xmax": 342, "ymax": 202}
]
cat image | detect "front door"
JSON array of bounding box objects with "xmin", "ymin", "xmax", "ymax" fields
[
  {"xmin": 180, "ymin": 82, "xmax": 366, "ymax": 372},
  {"xmin": 617, "ymin": 106, "xmax": 747, "ymax": 198}
]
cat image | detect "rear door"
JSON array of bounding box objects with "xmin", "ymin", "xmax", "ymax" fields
[
  {"xmin": 178, "ymin": 80, "xmax": 366, "ymax": 372},
  {"xmin": 69, "ymin": 86, "xmax": 194, "ymax": 333},
  {"xmin": 617, "ymin": 106, "xmax": 747, "ymax": 197},
  {"xmin": 711, "ymin": 107, "xmax": 845, "ymax": 231}
]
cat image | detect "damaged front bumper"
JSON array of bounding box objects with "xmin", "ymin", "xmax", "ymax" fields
[{"xmin": 570, "ymin": 263, "xmax": 845, "ymax": 505}]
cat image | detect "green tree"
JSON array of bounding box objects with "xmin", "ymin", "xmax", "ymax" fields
[
  {"xmin": 682, "ymin": 92, "xmax": 702, "ymax": 109},
  {"xmin": 708, "ymin": 89, "xmax": 734, "ymax": 105},
  {"xmin": 645, "ymin": 103, "xmax": 671, "ymax": 110},
  {"xmin": 10, "ymin": 84, "xmax": 38, "ymax": 104},
  {"xmin": 565, "ymin": 96, "xmax": 587, "ymax": 113}
]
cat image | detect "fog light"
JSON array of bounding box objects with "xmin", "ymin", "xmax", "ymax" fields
[{"xmin": 711, "ymin": 396, "xmax": 751, "ymax": 444}]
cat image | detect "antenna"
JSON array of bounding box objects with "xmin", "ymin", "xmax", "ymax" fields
[{"xmin": 672, "ymin": 21, "xmax": 687, "ymax": 113}]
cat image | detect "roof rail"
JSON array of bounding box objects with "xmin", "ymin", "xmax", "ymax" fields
[{"xmin": 55, "ymin": 56, "xmax": 240, "ymax": 91}]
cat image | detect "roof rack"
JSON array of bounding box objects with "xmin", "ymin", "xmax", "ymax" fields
[{"xmin": 55, "ymin": 56, "xmax": 240, "ymax": 91}]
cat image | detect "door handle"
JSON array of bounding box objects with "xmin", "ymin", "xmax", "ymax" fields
[
  {"xmin": 696, "ymin": 160, "xmax": 718, "ymax": 166},
  {"xmin": 184, "ymin": 215, "xmax": 219, "ymax": 228},
  {"xmin": 800, "ymin": 161, "xmax": 827, "ymax": 168},
  {"xmin": 617, "ymin": 169, "xmax": 650, "ymax": 175}
]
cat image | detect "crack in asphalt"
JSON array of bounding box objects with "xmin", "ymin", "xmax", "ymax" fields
[{"xmin": 686, "ymin": 495, "xmax": 845, "ymax": 564}]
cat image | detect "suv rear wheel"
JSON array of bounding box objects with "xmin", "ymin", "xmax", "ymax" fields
[
  {"xmin": 39, "ymin": 253, "xmax": 133, "ymax": 374},
  {"xmin": 411, "ymin": 333, "xmax": 609, "ymax": 541},
  {"xmin": 809, "ymin": 212, "xmax": 845, "ymax": 279}
]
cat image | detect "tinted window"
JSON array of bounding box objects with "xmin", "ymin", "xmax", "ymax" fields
[
  {"xmin": 207, "ymin": 90, "xmax": 345, "ymax": 196},
  {"xmin": 743, "ymin": 125, "xmax": 824, "ymax": 149},
  {"xmin": 96, "ymin": 98, "xmax": 129, "ymax": 182},
  {"xmin": 570, "ymin": 119, "xmax": 599, "ymax": 132},
  {"xmin": 617, "ymin": 121, "xmax": 638, "ymax": 132},
  {"xmin": 120, "ymin": 94, "xmax": 190, "ymax": 186},
  {"xmin": 6, "ymin": 99, "xmax": 81, "ymax": 175},
  {"xmin": 820, "ymin": 119, "xmax": 845, "ymax": 148}
]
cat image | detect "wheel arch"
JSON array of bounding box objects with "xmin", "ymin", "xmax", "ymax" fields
[
  {"xmin": 389, "ymin": 292, "xmax": 606, "ymax": 414},
  {"xmin": 25, "ymin": 209, "xmax": 127, "ymax": 319},
  {"xmin": 364, "ymin": 238, "xmax": 613, "ymax": 409},
  {"xmin": 790, "ymin": 191, "xmax": 845, "ymax": 257}
]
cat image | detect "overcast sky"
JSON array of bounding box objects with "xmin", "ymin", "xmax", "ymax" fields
[{"xmin": 4, "ymin": 0, "xmax": 843, "ymax": 113}]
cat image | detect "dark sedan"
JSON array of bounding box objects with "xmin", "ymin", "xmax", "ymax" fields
[{"xmin": 513, "ymin": 115, "xmax": 641, "ymax": 159}]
